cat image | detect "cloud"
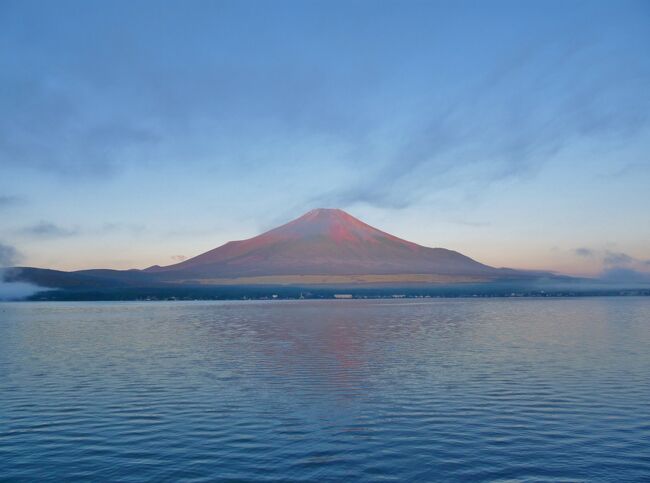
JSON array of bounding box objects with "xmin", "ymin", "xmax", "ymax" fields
[
  {"xmin": 312, "ymin": 37, "xmax": 650, "ymax": 209},
  {"xmin": 603, "ymin": 250, "xmax": 637, "ymax": 267},
  {"xmin": 574, "ymin": 247, "xmax": 594, "ymax": 257},
  {"xmin": 9, "ymin": 221, "xmax": 149, "ymax": 248},
  {"xmin": 606, "ymin": 161, "xmax": 650, "ymax": 179},
  {"xmin": 599, "ymin": 268, "xmax": 650, "ymax": 285},
  {"xmin": 171, "ymin": 255, "xmax": 187, "ymax": 262},
  {"xmin": 0, "ymin": 73, "xmax": 161, "ymax": 177},
  {"xmin": 594, "ymin": 250, "xmax": 650, "ymax": 285},
  {"xmin": 0, "ymin": 269, "xmax": 47, "ymax": 301},
  {"xmin": 18, "ymin": 221, "xmax": 145, "ymax": 239},
  {"xmin": 573, "ymin": 247, "xmax": 650, "ymax": 284},
  {"xmin": 21, "ymin": 222, "xmax": 78, "ymax": 238},
  {"xmin": 0, "ymin": 195, "xmax": 23, "ymax": 208},
  {"xmin": 0, "ymin": 243, "xmax": 46, "ymax": 300},
  {"xmin": 0, "ymin": 3, "xmax": 367, "ymax": 182},
  {"xmin": 0, "ymin": 242, "xmax": 22, "ymax": 266},
  {"xmin": 0, "ymin": 0, "xmax": 648, "ymax": 220},
  {"xmin": 572, "ymin": 247, "xmax": 646, "ymax": 267}
]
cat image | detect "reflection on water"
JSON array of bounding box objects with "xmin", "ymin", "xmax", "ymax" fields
[{"xmin": 1, "ymin": 298, "xmax": 650, "ymax": 481}]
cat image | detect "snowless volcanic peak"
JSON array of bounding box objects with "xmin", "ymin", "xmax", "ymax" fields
[
  {"xmin": 263, "ymin": 208, "xmax": 418, "ymax": 245},
  {"xmin": 148, "ymin": 208, "xmax": 499, "ymax": 278}
]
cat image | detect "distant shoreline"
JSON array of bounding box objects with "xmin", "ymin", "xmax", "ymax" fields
[{"xmin": 16, "ymin": 285, "xmax": 650, "ymax": 302}]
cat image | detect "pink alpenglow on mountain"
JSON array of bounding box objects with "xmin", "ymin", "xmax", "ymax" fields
[{"xmin": 146, "ymin": 208, "xmax": 503, "ymax": 280}]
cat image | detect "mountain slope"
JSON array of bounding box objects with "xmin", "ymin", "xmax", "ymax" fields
[{"xmin": 146, "ymin": 208, "xmax": 504, "ymax": 279}]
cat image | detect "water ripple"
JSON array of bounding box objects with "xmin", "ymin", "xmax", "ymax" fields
[{"xmin": 1, "ymin": 298, "xmax": 649, "ymax": 481}]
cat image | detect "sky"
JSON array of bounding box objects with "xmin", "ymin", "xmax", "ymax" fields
[{"xmin": 0, "ymin": 0, "xmax": 649, "ymax": 278}]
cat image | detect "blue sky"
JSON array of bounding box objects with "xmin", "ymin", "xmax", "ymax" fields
[{"xmin": 0, "ymin": 0, "xmax": 649, "ymax": 276}]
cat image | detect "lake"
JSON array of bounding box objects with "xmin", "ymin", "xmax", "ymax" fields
[{"xmin": 1, "ymin": 298, "xmax": 649, "ymax": 481}]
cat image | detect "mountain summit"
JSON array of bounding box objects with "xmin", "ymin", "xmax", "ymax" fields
[{"xmin": 146, "ymin": 208, "xmax": 500, "ymax": 279}]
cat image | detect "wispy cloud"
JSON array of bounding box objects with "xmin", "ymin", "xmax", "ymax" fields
[
  {"xmin": 313, "ymin": 38, "xmax": 650, "ymax": 210},
  {"xmin": 0, "ymin": 75, "xmax": 160, "ymax": 177},
  {"xmin": 20, "ymin": 222, "xmax": 78, "ymax": 238},
  {"xmin": 16, "ymin": 221, "xmax": 146, "ymax": 240},
  {"xmin": 574, "ymin": 247, "xmax": 649, "ymax": 269},
  {"xmin": 605, "ymin": 161, "xmax": 650, "ymax": 179},
  {"xmin": 603, "ymin": 251, "xmax": 636, "ymax": 267},
  {"xmin": 574, "ymin": 247, "xmax": 595, "ymax": 257},
  {"xmin": 0, "ymin": 195, "xmax": 23, "ymax": 208}
]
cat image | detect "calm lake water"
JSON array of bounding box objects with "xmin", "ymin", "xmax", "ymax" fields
[{"xmin": 1, "ymin": 298, "xmax": 649, "ymax": 481}]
